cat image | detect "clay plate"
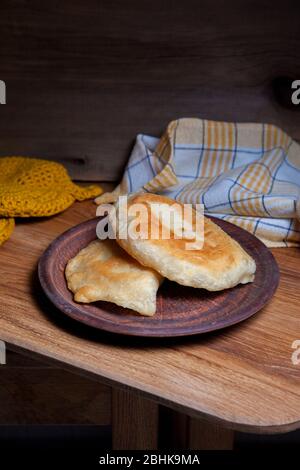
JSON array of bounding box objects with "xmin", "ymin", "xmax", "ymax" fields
[{"xmin": 38, "ymin": 217, "xmax": 279, "ymax": 337}]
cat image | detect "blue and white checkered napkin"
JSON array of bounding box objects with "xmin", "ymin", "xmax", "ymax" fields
[{"xmin": 96, "ymin": 118, "xmax": 300, "ymax": 247}]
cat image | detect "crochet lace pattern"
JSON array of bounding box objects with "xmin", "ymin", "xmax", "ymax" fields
[
  {"xmin": 0, "ymin": 156, "xmax": 102, "ymax": 244},
  {"xmin": 0, "ymin": 218, "xmax": 14, "ymax": 245}
]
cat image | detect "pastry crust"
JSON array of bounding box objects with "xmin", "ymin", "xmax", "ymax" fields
[
  {"xmin": 115, "ymin": 193, "xmax": 256, "ymax": 291},
  {"xmin": 65, "ymin": 238, "xmax": 163, "ymax": 316}
]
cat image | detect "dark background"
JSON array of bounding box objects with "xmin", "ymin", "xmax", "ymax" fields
[
  {"xmin": 0, "ymin": 0, "xmax": 299, "ymax": 453},
  {"xmin": 0, "ymin": 0, "xmax": 300, "ymax": 180}
]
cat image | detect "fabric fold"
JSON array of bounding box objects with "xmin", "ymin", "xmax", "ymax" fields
[{"xmin": 96, "ymin": 118, "xmax": 300, "ymax": 247}]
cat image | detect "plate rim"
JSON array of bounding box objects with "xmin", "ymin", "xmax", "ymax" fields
[{"xmin": 38, "ymin": 216, "xmax": 280, "ymax": 337}]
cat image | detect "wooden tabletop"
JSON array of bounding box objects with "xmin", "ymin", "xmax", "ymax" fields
[{"xmin": 0, "ymin": 200, "xmax": 299, "ymax": 433}]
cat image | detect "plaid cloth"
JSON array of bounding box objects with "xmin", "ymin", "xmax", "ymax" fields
[{"xmin": 96, "ymin": 118, "xmax": 300, "ymax": 247}]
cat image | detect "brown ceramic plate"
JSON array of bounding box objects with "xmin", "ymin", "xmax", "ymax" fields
[{"xmin": 38, "ymin": 217, "xmax": 279, "ymax": 337}]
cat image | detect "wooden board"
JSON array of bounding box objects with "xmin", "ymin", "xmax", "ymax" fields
[
  {"xmin": 0, "ymin": 200, "xmax": 299, "ymax": 433},
  {"xmin": 38, "ymin": 217, "xmax": 279, "ymax": 337},
  {"xmin": 159, "ymin": 407, "xmax": 234, "ymax": 449},
  {"xmin": 112, "ymin": 389, "xmax": 158, "ymax": 450},
  {"xmin": 0, "ymin": 0, "xmax": 300, "ymax": 180}
]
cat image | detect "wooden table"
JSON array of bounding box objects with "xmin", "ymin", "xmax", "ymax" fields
[{"xmin": 0, "ymin": 200, "xmax": 299, "ymax": 449}]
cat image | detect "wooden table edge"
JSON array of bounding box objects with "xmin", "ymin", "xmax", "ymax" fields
[{"xmin": 4, "ymin": 340, "xmax": 299, "ymax": 435}]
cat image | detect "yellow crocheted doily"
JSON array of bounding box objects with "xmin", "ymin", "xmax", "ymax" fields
[{"xmin": 0, "ymin": 156, "xmax": 103, "ymax": 245}]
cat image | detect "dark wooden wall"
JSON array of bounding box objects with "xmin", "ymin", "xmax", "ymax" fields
[{"xmin": 0, "ymin": 0, "xmax": 299, "ymax": 181}]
